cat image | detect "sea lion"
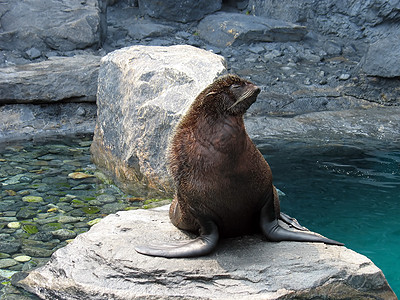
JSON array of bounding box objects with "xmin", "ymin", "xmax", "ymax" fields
[{"xmin": 135, "ymin": 74, "xmax": 343, "ymax": 258}]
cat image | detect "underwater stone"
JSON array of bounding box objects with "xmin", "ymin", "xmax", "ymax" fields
[
  {"xmin": 0, "ymin": 200, "xmax": 18, "ymax": 211},
  {"xmin": 35, "ymin": 216, "xmax": 60, "ymax": 225},
  {"xmin": 68, "ymin": 172, "xmax": 95, "ymax": 179},
  {"xmin": 0, "ymin": 258, "xmax": 18, "ymax": 269},
  {"xmin": 58, "ymin": 216, "xmax": 85, "ymax": 224},
  {"xmin": 13, "ymin": 255, "xmax": 32, "ymax": 263},
  {"xmin": 17, "ymin": 208, "xmax": 35, "ymax": 222},
  {"xmin": 21, "ymin": 246, "xmax": 53, "ymax": 258},
  {"xmin": 87, "ymin": 218, "xmax": 102, "ymax": 226},
  {"xmin": 96, "ymin": 194, "xmax": 116, "ymax": 204},
  {"xmin": 0, "ymin": 240, "xmax": 21, "ymax": 254},
  {"xmin": 2, "ymin": 174, "xmax": 24, "ymax": 185},
  {"xmin": 51, "ymin": 229, "xmax": 76, "ymax": 241},
  {"xmin": 81, "ymin": 207, "xmax": 100, "ymax": 214},
  {"xmin": 0, "ymin": 253, "xmax": 11, "ymax": 259},
  {"xmin": 71, "ymin": 200, "xmax": 85, "ymax": 208},
  {"xmin": 41, "ymin": 223, "xmax": 63, "ymax": 232},
  {"xmin": 30, "ymin": 232, "xmax": 54, "ymax": 242},
  {"xmin": 22, "ymin": 196, "xmax": 43, "ymax": 203},
  {"xmin": 68, "ymin": 209, "xmax": 86, "ymax": 217},
  {"xmin": 22, "ymin": 225, "xmax": 39, "ymax": 235},
  {"xmin": 71, "ymin": 184, "xmax": 93, "ymax": 190},
  {"xmin": 101, "ymin": 203, "xmax": 127, "ymax": 215},
  {"xmin": 7, "ymin": 222, "xmax": 21, "ymax": 229}
]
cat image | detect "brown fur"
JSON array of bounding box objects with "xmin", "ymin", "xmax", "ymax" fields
[
  {"xmin": 167, "ymin": 74, "xmax": 273, "ymax": 237},
  {"xmin": 135, "ymin": 74, "xmax": 342, "ymax": 258}
]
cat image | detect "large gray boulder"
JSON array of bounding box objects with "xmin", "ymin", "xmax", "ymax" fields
[
  {"xmin": 358, "ymin": 31, "xmax": 400, "ymax": 78},
  {"xmin": 248, "ymin": 0, "xmax": 400, "ymax": 40},
  {"xmin": 90, "ymin": 45, "xmax": 227, "ymax": 196},
  {"xmin": 197, "ymin": 12, "xmax": 307, "ymax": 48},
  {"xmin": 138, "ymin": 0, "xmax": 222, "ymax": 23},
  {"xmin": 16, "ymin": 207, "xmax": 397, "ymax": 299},
  {"xmin": 0, "ymin": 55, "xmax": 101, "ymax": 104},
  {"xmin": 0, "ymin": 0, "xmax": 106, "ymax": 53}
]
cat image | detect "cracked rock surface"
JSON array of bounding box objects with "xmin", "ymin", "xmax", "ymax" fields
[{"xmin": 16, "ymin": 207, "xmax": 396, "ymax": 300}]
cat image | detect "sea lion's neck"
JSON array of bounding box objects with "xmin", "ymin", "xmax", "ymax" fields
[{"xmin": 194, "ymin": 114, "xmax": 248, "ymax": 154}]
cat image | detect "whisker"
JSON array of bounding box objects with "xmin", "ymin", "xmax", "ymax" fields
[{"xmin": 228, "ymin": 89, "xmax": 254, "ymax": 109}]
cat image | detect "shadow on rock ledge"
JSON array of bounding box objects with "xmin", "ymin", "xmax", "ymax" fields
[{"xmin": 16, "ymin": 206, "xmax": 396, "ymax": 299}]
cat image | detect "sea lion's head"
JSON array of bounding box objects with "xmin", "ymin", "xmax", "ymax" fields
[{"xmin": 196, "ymin": 74, "xmax": 261, "ymax": 116}]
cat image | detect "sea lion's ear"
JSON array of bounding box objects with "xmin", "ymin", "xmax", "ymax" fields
[{"xmin": 199, "ymin": 91, "xmax": 219, "ymax": 108}]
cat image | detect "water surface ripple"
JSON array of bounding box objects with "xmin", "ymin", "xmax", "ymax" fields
[{"xmin": 0, "ymin": 136, "xmax": 398, "ymax": 297}]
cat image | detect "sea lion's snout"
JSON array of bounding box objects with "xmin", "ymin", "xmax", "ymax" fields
[
  {"xmin": 251, "ymin": 84, "xmax": 261, "ymax": 97},
  {"xmin": 253, "ymin": 84, "xmax": 261, "ymax": 95},
  {"xmin": 229, "ymin": 82, "xmax": 260, "ymax": 111},
  {"xmin": 243, "ymin": 82, "xmax": 260, "ymax": 100}
]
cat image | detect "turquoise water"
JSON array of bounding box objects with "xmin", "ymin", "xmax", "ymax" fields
[
  {"xmin": 0, "ymin": 136, "xmax": 398, "ymax": 297},
  {"xmin": 0, "ymin": 135, "xmax": 149, "ymax": 299},
  {"xmin": 260, "ymin": 142, "xmax": 400, "ymax": 296}
]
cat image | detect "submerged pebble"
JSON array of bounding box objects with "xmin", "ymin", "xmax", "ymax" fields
[
  {"xmin": 68, "ymin": 172, "xmax": 95, "ymax": 179},
  {"xmin": 51, "ymin": 229, "xmax": 77, "ymax": 240},
  {"xmin": 0, "ymin": 258, "xmax": 18, "ymax": 268},
  {"xmin": 7, "ymin": 222, "xmax": 21, "ymax": 229},
  {"xmin": 13, "ymin": 255, "xmax": 32, "ymax": 263},
  {"xmin": 22, "ymin": 196, "xmax": 43, "ymax": 203},
  {"xmin": 0, "ymin": 136, "xmax": 171, "ymax": 284}
]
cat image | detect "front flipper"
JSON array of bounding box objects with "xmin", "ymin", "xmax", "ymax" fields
[
  {"xmin": 261, "ymin": 202, "xmax": 344, "ymax": 246},
  {"xmin": 135, "ymin": 217, "xmax": 219, "ymax": 258}
]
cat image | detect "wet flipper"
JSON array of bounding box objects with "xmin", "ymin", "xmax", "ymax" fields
[
  {"xmin": 135, "ymin": 218, "xmax": 219, "ymax": 258},
  {"xmin": 279, "ymin": 212, "xmax": 308, "ymax": 231},
  {"xmin": 261, "ymin": 201, "xmax": 344, "ymax": 246}
]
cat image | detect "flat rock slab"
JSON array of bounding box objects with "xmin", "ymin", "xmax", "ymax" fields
[
  {"xmin": 126, "ymin": 22, "xmax": 176, "ymax": 40},
  {"xmin": 17, "ymin": 207, "xmax": 396, "ymax": 299},
  {"xmin": 0, "ymin": 0, "xmax": 106, "ymax": 52},
  {"xmin": 0, "ymin": 103, "xmax": 97, "ymax": 143},
  {"xmin": 198, "ymin": 12, "xmax": 307, "ymax": 48},
  {"xmin": 359, "ymin": 31, "xmax": 400, "ymax": 78},
  {"xmin": 0, "ymin": 55, "xmax": 101, "ymax": 104},
  {"xmin": 245, "ymin": 106, "xmax": 400, "ymax": 146},
  {"xmin": 138, "ymin": 0, "xmax": 221, "ymax": 23}
]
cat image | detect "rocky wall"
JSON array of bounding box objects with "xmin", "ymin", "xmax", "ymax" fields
[
  {"xmin": 248, "ymin": 0, "xmax": 400, "ymax": 41},
  {"xmin": 0, "ymin": 0, "xmax": 107, "ymax": 53}
]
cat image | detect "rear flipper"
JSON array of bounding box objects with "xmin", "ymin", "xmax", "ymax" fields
[
  {"xmin": 280, "ymin": 212, "xmax": 308, "ymax": 231},
  {"xmin": 261, "ymin": 202, "xmax": 344, "ymax": 246},
  {"xmin": 135, "ymin": 217, "xmax": 219, "ymax": 258}
]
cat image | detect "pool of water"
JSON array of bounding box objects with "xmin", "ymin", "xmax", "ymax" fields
[
  {"xmin": 259, "ymin": 141, "xmax": 400, "ymax": 296},
  {"xmin": 0, "ymin": 136, "xmax": 399, "ymax": 297},
  {"xmin": 0, "ymin": 135, "xmax": 168, "ymax": 299}
]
